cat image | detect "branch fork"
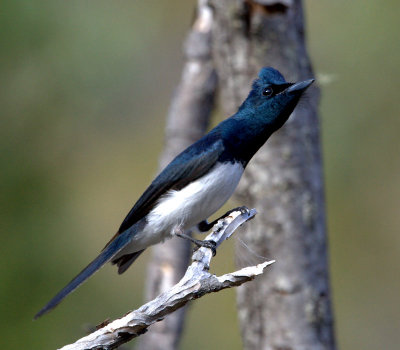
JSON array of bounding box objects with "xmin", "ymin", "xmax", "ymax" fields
[{"xmin": 60, "ymin": 207, "xmax": 274, "ymax": 350}]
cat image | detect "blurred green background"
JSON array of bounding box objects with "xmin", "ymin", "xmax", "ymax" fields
[{"xmin": 1, "ymin": 0, "xmax": 399, "ymax": 349}]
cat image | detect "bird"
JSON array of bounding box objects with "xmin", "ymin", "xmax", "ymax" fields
[{"xmin": 35, "ymin": 67, "xmax": 314, "ymax": 319}]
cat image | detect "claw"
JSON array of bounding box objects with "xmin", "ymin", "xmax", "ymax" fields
[
  {"xmin": 197, "ymin": 206, "xmax": 250, "ymax": 233},
  {"xmin": 192, "ymin": 239, "xmax": 217, "ymax": 256},
  {"xmin": 201, "ymin": 240, "xmax": 217, "ymax": 256},
  {"xmin": 176, "ymin": 231, "xmax": 217, "ymax": 256},
  {"xmin": 237, "ymin": 206, "xmax": 249, "ymax": 215},
  {"xmin": 225, "ymin": 206, "xmax": 249, "ymax": 217}
]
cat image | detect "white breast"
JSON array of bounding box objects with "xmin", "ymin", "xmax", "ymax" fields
[{"xmin": 122, "ymin": 161, "xmax": 244, "ymax": 253}]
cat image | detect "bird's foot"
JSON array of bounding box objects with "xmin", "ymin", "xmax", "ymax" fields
[
  {"xmin": 175, "ymin": 230, "xmax": 217, "ymax": 256},
  {"xmin": 193, "ymin": 239, "xmax": 217, "ymax": 256},
  {"xmin": 224, "ymin": 206, "xmax": 249, "ymax": 216},
  {"xmin": 197, "ymin": 206, "xmax": 250, "ymax": 232}
]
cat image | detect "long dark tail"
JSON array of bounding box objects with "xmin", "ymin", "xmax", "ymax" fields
[{"xmin": 34, "ymin": 230, "xmax": 133, "ymax": 319}]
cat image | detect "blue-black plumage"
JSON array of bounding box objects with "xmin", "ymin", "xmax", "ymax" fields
[{"xmin": 34, "ymin": 67, "xmax": 313, "ymax": 319}]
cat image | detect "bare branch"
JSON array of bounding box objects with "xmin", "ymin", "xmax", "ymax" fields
[{"xmin": 59, "ymin": 208, "xmax": 274, "ymax": 350}]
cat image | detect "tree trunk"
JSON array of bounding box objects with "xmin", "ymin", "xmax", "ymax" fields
[{"xmin": 211, "ymin": 1, "xmax": 336, "ymax": 349}]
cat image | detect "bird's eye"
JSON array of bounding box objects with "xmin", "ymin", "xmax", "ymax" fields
[{"xmin": 262, "ymin": 87, "xmax": 273, "ymax": 97}]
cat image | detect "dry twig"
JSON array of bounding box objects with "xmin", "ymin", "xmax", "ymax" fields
[{"xmin": 59, "ymin": 207, "xmax": 274, "ymax": 350}]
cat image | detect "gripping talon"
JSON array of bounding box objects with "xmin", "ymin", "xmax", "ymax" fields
[
  {"xmin": 192, "ymin": 239, "xmax": 217, "ymax": 256},
  {"xmin": 202, "ymin": 240, "xmax": 217, "ymax": 256},
  {"xmin": 175, "ymin": 231, "xmax": 217, "ymax": 256},
  {"xmin": 226, "ymin": 206, "xmax": 248, "ymax": 216},
  {"xmin": 197, "ymin": 206, "xmax": 250, "ymax": 233}
]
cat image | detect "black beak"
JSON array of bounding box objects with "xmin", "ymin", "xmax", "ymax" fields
[{"xmin": 286, "ymin": 79, "xmax": 314, "ymax": 94}]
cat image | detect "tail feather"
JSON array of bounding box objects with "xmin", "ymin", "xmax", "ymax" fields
[
  {"xmin": 34, "ymin": 231, "xmax": 132, "ymax": 319},
  {"xmin": 112, "ymin": 249, "xmax": 145, "ymax": 274}
]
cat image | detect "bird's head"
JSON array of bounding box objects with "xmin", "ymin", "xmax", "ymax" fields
[{"xmin": 238, "ymin": 67, "xmax": 314, "ymax": 131}]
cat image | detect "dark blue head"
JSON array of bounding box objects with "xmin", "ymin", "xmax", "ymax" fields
[{"xmin": 237, "ymin": 67, "xmax": 314, "ymax": 132}]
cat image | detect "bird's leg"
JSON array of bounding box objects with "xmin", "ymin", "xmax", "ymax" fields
[
  {"xmin": 197, "ymin": 206, "xmax": 249, "ymax": 232},
  {"xmin": 174, "ymin": 227, "xmax": 217, "ymax": 256}
]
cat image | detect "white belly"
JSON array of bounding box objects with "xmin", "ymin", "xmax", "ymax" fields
[{"xmin": 119, "ymin": 161, "xmax": 244, "ymax": 254}]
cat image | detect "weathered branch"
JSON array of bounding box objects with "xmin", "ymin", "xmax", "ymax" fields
[{"xmin": 59, "ymin": 208, "xmax": 274, "ymax": 350}]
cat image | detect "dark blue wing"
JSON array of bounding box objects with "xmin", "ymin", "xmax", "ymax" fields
[{"xmin": 117, "ymin": 134, "xmax": 225, "ymax": 234}]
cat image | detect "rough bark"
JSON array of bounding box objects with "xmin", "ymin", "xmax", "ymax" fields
[
  {"xmin": 136, "ymin": 1, "xmax": 217, "ymax": 349},
  {"xmin": 210, "ymin": 1, "xmax": 336, "ymax": 349}
]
